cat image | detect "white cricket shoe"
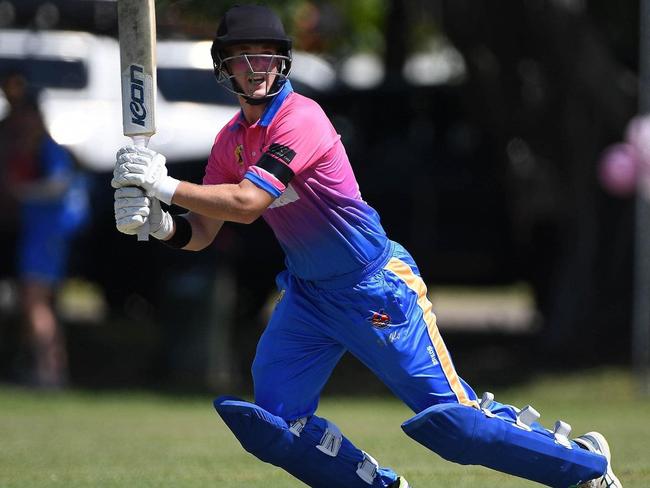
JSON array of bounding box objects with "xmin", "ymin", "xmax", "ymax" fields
[
  {"xmin": 573, "ymin": 432, "xmax": 622, "ymax": 488},
  {"xmin": 389, "ymin": 476, "xmax": 411, "ymax": 488}
]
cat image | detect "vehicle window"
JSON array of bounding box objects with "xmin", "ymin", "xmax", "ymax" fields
[
  {"xmin": 157, "ymin": 68, "xmax": 238, "ymax": 106},
  {"xmin": 0, "ymin": 58, "xmax": 88, "ymax": 89}
]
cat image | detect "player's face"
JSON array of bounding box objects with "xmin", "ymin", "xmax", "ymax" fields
[{"xmin": 224, "ymin": 43, "xmax": 281, "ymax": 99}]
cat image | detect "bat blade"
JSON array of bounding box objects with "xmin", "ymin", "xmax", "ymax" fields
[
  {"xmin": 117, "ymin": 0, "xmax": 157, "ymax": 240},
  {"xmin": 118, "ymin": 0, "xmax": 156, "ymax": 144}
]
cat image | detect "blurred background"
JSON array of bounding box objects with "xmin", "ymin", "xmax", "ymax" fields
[{"xmin": 0, "ymin": 0, "xmax": 645, "ymax": 394}]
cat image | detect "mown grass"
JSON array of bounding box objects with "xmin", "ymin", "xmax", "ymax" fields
[{"xmin": 0, "ymin": 368, "xmax": 648, "ymax": 487}]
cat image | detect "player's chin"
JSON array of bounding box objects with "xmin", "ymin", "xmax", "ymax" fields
[{"xmin": 247, "ymin": 86, "xmax": 271, "ymax": 99}]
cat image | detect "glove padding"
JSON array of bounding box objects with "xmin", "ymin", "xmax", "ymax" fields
[
  {"xmin": 114, "ymin": 187, "xmax": 174, "ymax": 240},
  {"xmin": 114, "ymin": 186, "xmax": 150, "ymax": 235},
  {"xmin": 112, "ymin": 145, "xmax": 179, "ymax": 205}
]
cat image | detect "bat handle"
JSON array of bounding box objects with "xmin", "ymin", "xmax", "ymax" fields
[{"xmin": 132, "ymin": 136, "xmax": 151, "ymax": 241}]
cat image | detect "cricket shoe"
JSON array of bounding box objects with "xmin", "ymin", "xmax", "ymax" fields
[
  {"xmin": 573, "ymin": 432, "xmax": 622, "ymax": 488},
  {"xmin": 388, "ymin": 476, "xmax": 410, "ymax": 488}
]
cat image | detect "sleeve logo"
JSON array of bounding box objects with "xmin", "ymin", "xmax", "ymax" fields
[{"xmin": 268, "ymin": 143, "xmax": 296, "ymax": 165}]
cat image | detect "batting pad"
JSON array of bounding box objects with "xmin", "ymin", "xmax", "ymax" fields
[
  {"xmin": 214, "ymin": 396, "xmax": 398, "ymax": 488},
  {"xmin": 401, "ymin": 403, "xmax": 607, "ymax": 487}
]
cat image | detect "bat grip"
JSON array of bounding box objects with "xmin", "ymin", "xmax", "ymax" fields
[{"xmin": 132, "ymin": 136, "xmax": 151, "ymax": 241}]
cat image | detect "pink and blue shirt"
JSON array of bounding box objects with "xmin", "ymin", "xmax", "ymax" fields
[{"xmin": 203, "ymin": 81, "xmax": 388, "ymax": 282}]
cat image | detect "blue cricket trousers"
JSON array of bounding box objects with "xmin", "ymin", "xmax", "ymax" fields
[{"xmin": 252, "ymin": 241, "xmax": 478, "ymax": 421}]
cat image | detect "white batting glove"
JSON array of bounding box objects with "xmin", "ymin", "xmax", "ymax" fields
[
  {"xmin": 114, "ymin": 187, "xmax": 174, "ymax": 240},
  {"xmin": 114, "ymin": 187, "xmax": 150, "ymax": 235},
  {"xmin": 148, "ymin": 198, "xmax": 174, "ymax": 240},
  {"xmin": 112, "ymin": 145, "xmax": 180, "ymax": 205}
]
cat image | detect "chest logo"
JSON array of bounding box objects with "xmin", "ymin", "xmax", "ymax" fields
[{"xmin": 235, "ymin": 144, "xmax": 244, "ymax": 166}]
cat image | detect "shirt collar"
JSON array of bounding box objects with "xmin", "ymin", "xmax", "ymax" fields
[
  {"xmin": 259, "ymin": 80, "xmax": 293, "ymax": 127},
  {"xmin": 234, "ymin": 80, "xmax": 293, "ymax": 129}
]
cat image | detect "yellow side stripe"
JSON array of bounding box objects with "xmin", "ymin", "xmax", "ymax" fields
[{"xmin": 384, "ymin": 257, "xmax": 478, "ymax": 408}]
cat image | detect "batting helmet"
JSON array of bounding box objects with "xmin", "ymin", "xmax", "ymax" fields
[{"xmin": 211, "ymin": 5, "xmax": 292, "ymax": 102}]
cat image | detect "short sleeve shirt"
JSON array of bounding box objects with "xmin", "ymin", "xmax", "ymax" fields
[{"xmin": 203, "ymin": 81, "xmax": 387, "ymax": 281}]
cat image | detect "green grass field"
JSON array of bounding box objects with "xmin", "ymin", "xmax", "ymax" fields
[{"xmin": 1, "ymin": 368, "xmax": 648, "ymax": 487}]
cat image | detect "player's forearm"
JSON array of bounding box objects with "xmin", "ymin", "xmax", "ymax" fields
[
  {"xmin": 180, "ymin": 212, "xmax": 224, "ymax": 251},
  {"xmin": 171, "ymin": 180, "xmax": 263, "ymax": 224}
]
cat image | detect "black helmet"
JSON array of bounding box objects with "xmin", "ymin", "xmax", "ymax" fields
[
  {"xmin": 211, "ymin": 5, "xmax": 292, "ymax": 103},
  {"xmin": 212, "ymin": 4, "xmax": 292, "ymax": 54}
]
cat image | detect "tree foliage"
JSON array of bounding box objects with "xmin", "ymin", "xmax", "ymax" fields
[{"xmin": 156, "ymin": 0, "xmax": 388, "ymax": 55}]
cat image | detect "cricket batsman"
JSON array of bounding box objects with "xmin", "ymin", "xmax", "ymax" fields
[{"xmin": 111, "ymin": 4, "xmax": 622, "ymax": 487}]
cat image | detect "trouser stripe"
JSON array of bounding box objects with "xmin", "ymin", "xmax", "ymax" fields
[{"xmin": 384, "ymin": 257, "xmax": 478, "ymax": 408}]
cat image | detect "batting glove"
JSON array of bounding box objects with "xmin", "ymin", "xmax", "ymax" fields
[
  {"xmin": 112, "ymin": 145, "xmax": 180, "ymax": 205},
  {"xmin": 114, "ymin": 186, "xmax": 149, "ymax": 234},
  {"xmin": 114, "ymin": 187, "xmax": 174, "ymax": 240}
]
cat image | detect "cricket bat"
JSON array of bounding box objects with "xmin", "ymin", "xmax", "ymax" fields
[{"xmin": 117, "ymin": 0, "xmax": 157, "ymax": 241}]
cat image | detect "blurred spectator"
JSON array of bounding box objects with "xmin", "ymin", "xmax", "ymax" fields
[{"xmin": 0, "ymin": 72, "xmax": 88, "ymax": 388}]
